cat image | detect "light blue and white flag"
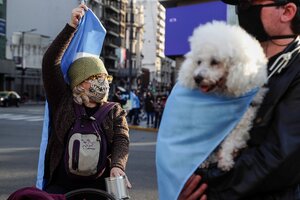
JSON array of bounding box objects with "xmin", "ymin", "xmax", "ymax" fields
[
  {"xmin": 61, "ymin": 8, "xmax": 106, "ymax": 83},
  {"xmin": 36, "ymin": 8, "xmax": 106, "ymax": 189},
  {"xmin": 156, "ymin": 83, "xmax": 257, "ymax": 200}
]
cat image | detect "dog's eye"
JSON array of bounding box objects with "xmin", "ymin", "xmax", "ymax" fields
[
  {"xmin": 211, "ymin": 59, "xmax": 220, "ymax": 65},
  {"xmin": 197, "ymin": 60, "xmax": 201, "ymax": 65}
]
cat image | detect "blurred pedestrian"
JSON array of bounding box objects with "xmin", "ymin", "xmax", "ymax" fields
[
  {"xmin": 128, "ymin": 90, "xmax": 140, "ymax": 125},
  {"xmin": 111, "ymin": 88, "xmax": 127, "ymax": 107},
  {"xmin": 154, "ymin": 97, "xmax": 164, "ymax": 129},
  {"xmin": 144, "ymin": 91, "xmax": 155, "ymax": 127}
]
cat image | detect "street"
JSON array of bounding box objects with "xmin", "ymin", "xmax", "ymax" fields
[{"xmin": 0, "ymin": 104, "xmax": 158, "ymax": 200}]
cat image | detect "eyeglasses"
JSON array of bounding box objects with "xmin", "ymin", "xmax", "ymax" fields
[
  {"xmin": 236, "ymin": 0, "xmax": 287, "ymax": 13},
  {"xmin": 87, "ymin": 74, "xmax": 113, "ymax": 83}
]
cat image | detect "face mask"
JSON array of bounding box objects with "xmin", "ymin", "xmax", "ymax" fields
[
  {"xmin": 85, "ymin": 77, "xmax": 110, "ymax": 103},
  {"xmin": 238, "ymin": 5, "xmax": 270, "ymax": 42},
  {"xmin": 237, "ymin": 2, "xmax": 296, "ymax": 42}
]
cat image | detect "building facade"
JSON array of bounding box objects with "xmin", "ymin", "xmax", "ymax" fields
[
  {"xmin": 0, "ymin": 0, "xmax": 16, "ymax": 91},
  {"xmin": 124, "ymin": 0, "xmax": 144, "ymax": 91},
  {"xmin": 89, "ymin": 0, "xmax": 145, "ymax": 92},
  {"xmin": 5, "ymin": 0, "xmax": 77, "ymax": 99},
  {"xmin": 9, "ymin": 31, "xmax": 50, "ymax": 99},
  {"xmin": 137, "ymin": 0, "xmax": 171, "ymax": 95}
]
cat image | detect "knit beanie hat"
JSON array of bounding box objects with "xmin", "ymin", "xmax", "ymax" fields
[{"xmin": 68, "ymin": 57, "xmax": 108, "ymax": 89}]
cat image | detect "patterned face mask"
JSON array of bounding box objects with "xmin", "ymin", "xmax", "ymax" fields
[{"xmin": 85, "ymin": 77, "xmax": 110, "ymax": 103}]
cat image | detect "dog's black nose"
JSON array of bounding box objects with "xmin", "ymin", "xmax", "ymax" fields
[{"xmin": 194, "ymin": 75, "xmax": 203, "ymax": 84}]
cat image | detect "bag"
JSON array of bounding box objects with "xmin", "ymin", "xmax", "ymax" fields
[{"xmin": 65, "ymin": 102, "xmax": 116, "ymax": 179}]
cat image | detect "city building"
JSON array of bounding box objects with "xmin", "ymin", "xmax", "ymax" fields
[
  {"xmin": 102, "ymin": 0, "xmax": 126, "ymax": 74},
  {"xmin": 5, "ymin": 0, "xmax": 77, "ymax": 100},
  {"xmin": 4, "ymin": 0, "xmax": 145, "ymax": 100},
  {"xmin": 124, "ymin": 0, "xmax": 145, "ymax": 91},
  {"xmin": 136, "ymin": 0, "xmax": 173, "ymax": 96},
  {"xmin": 159, "ymin": 56, "xmax": 175, "ymax": 95},
  {"xmin": 105, "ymin": 0, "xmax": 145, "ymax": 92},
  {"xmin": 0, "ymin": 0, "xmax": 16, "ymax": 91},
  {"xmin": 9, "ymin": 31, "xmax": 50, "ymax": 100},
  {"xmin": 88, "ymin": 0, "xmax": 145, "ymax": 93}
]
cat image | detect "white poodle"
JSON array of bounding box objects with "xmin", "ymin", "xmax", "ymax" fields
[{"xmin": 178, "ymin": 21, "xmax": 268, "ymax": 171}]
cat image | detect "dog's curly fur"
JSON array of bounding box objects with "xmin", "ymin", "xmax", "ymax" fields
[{"xmin": 178, "ymin": 21, "xmax": 268, "ymax": 171}]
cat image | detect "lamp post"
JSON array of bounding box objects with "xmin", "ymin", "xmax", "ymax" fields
[{"xmin": 20, "ymin": 28, "xmax": 37, "ymax": 97}]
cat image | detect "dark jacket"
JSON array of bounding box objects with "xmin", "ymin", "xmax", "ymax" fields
[
  {"xmin": 199, "ymin": 37, "xmax": 300, "ymax": 200},
  {"xmin": 145, "ymin": 94, "xmax": 155, "ymax": 113},
  {"xmin": 42, "ymin": 24, "xmax": 129, "ymax": 186}
]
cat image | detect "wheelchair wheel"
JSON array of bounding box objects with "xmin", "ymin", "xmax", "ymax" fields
[{"xmin": 65, "ymin": 188, "xmax": 116, "ymax": 200}]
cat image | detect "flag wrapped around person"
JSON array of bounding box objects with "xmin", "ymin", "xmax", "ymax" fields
[
  {"xmin": 156, "ymin": 83, "xmax": 257, "ymax": 200},
  {"xmin": 36, "ymin": 8, "xmax": 106, "ymax": 189}
]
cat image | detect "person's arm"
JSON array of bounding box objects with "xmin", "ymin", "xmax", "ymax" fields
[
  {"xmin": 108, "ymin": 104, "xmax": 131, "ymax": 187},
  {"xmin": 200, "ymin": 78, "xmax": 300, "ymax": 199},
  {"xmin": 42, "ymin": 4, "xmax": 87, "ymax": 106},
  {"xmin": 110, "ymin": 104, "xmax": 129, "ymax": 169}
]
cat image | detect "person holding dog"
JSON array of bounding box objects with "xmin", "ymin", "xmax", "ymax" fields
[
  {"xmin": 179, "ymin": 0, "xmax": 300, "ymax": 199},
  {"xmin": 41, "ymin": 4, "xmax": 131, "ymax": 194}
]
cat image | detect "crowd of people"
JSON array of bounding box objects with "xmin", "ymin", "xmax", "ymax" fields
[{"xmin": 110, "ymin": 88, "xmax": 167, "ymax": 129}]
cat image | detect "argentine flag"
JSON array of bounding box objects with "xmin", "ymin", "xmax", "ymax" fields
[
  {"xmin": 156, "ymin": 83, "xmax": 257, "ymax": 200},
  {"xmin": 36, "ymin": 8, "xmax": 106, "ymax": 189}
]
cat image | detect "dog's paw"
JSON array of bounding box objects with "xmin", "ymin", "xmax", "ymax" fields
[{"xmin": 217, "ymin": 158, "xmax": 234, "ymax": 171}]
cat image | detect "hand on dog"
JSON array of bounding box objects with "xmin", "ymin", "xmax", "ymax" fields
[{"xmin": 178, "ymin": 174, "xmax": 207, "ymax": 200}]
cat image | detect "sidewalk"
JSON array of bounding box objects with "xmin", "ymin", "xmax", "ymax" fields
[{"xmin": 128, "ymin": 119, "xmax": 158, "ymax": 133}]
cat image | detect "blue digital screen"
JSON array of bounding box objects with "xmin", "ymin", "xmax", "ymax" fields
[{"xmin": 165, "ymin": 1, "xmax": 227, "ymax": 57}]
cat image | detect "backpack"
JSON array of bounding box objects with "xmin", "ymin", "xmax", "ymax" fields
[{"xmin": 65, "ymin": 102, "xmax": 116, "ymax": 179}]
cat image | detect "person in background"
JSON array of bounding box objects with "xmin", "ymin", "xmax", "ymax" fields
[
  {"xmin": 111, "ymin": 88, "xmax": 127, "ymax": 107},
  {"xmin": 179, "ymin": 0, "xmax": 300, "ymax": 199},
  {"xmin": 154, "ymin": 97, "xmax": 164, "ymax": 129},
  {"xmin": 144, "ymin": 91, "xmax": 155, "ymax": 127},
  {"xmin": 42, "ymin": 4, "xmax": 131, "ymax": 194},
  {"xmin": 129, "ymin": 89, "xmax": 141, "ymax": 125}
]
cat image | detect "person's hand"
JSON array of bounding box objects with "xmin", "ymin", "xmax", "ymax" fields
[
  {"xmin": 178, "ymin": 174, "xmax": 208, "ymax": 200},
  {"xmin": 110, "ymin": 167, "xmax": 132, "ymax": 189},
  {"xmin": 69, "ymin": 3, "xmax": 88, "ymax": 28}
]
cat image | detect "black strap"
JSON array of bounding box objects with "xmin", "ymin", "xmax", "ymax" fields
[{"xmin": 73, "ymin": 102, "xmax": 116, "ymax": 123}]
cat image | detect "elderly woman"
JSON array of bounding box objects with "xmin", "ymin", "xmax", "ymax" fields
[{"xmin": 42, "ymin": 4, "xmax": 130, "ymax": 193}]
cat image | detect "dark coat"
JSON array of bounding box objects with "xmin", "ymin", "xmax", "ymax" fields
[
  {"xmin": 199, "ymin": 37, "xmax": 300, "ymax": 200},
  {"xmin": 145, "ymin": 94, "xmax": 155, "ymax": 113},
  {"xmin": 42, "ymin": 24, "xmax": 129, "ymax": 186}
]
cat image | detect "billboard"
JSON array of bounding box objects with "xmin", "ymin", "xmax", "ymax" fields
[{"xmin": 165, "ymin": 1, "xmax": 227, "ymax": 57}]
